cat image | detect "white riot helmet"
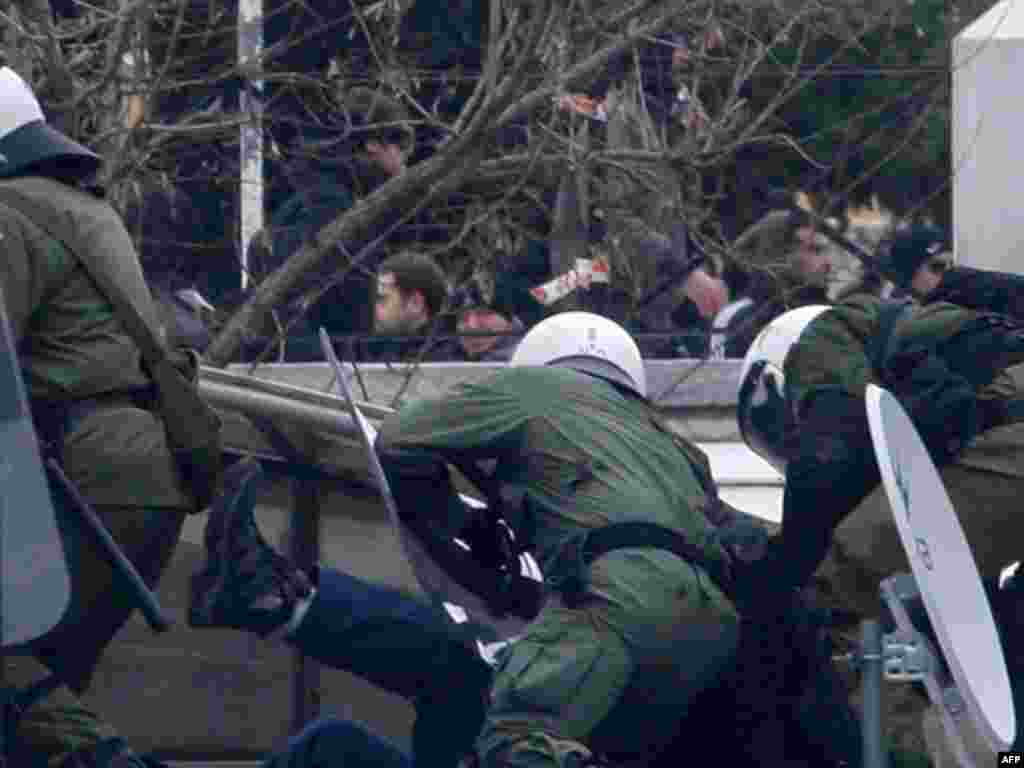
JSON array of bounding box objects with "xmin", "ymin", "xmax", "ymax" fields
[
  {"xmin": 511, "ymin": 311, "xmax": 646, "ymax": 398},
  {"xmin": 0, "ymin": 67, "xmax": 99, "ymax": 180},
  {"xmin": 737, "ymin": 304, "xmax": 832, "ymax": 473}
]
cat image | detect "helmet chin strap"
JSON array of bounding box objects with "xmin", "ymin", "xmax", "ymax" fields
[{"xmin": 547, "ymin": 356, "xmax": 643, "ymax": 398}]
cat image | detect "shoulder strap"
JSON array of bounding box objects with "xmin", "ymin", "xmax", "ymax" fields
[
  {"xmin": 867, "ymin": 297, "xmax": 914, "ymax": 374},
  {"xmin": 0, "ymin": 184, "xmax": 167, "ymax": 369}
]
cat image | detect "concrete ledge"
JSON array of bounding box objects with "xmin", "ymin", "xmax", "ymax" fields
[{"xmin": 220, "ymin": 358, "xmax": 745, "ymax": 410}]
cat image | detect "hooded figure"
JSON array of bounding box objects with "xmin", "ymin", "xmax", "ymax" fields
[{"xmin": 879, "ymin": 224, "xmax": 1024, "ymax": 322}]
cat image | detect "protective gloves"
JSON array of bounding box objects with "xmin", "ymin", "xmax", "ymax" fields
[{"xmin": 880, "ymin": 344, "xmax": 982, "ymax": 466}]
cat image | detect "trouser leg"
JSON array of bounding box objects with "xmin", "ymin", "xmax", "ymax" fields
[
  {"xmin": 261, "ymin": 717, "xmax": 411, "ymax": 768},
  {"xmin": 288, "ymin": 567, "xmax": 491, "ymax": 768},
  {"xmin": 11, "ymin": 505, "xmax": 185, "ymax": 766},
  {"xmin": 476, "ymin": 597, "xmax": 739, "ymax": 768}
]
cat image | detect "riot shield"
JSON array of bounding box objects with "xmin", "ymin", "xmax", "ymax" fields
[
  {"xmin": 0, "ymin": 298, "xmax": 71, "ymax": 647},
  {"xmin": 319, "ymin": 329, "xmax": 543, "ymax": 644}
]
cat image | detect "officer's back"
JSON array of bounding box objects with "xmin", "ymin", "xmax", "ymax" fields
[{"xmin": 0, "ymin": 66, "xmax": 194, "ymax": 767}]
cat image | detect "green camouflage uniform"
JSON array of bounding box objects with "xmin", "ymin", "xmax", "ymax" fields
[
  {"xmin": 785, "ymin": 294, "xmax": 976, "ymax": 415},
  {"xmin": 378, "ymin": 365, "xmax": 740, "ymax": 768},
  {"xmin": 775, "ymin": 293, "xmax": 1024, "ymax": 766},
  {"xmin": 781, "ymin": 293, "xmax": 1024, "ymax": 612},
  {"xmin": 0, "ymin": 176, "xmax": 194, "ymax": 766}
]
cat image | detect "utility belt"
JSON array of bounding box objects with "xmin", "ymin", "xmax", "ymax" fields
[
  {"xmin": 31, "ymin": 387, "xmax": 156, "ymax": 458},
  {"xmin": 557, "ymin": 521, "xmax": 737, "ymax": 608}
]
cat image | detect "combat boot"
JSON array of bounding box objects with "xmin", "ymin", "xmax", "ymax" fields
[{"xmin": 189, "ymin": 458, "xmax": 314, "ymax": 636}]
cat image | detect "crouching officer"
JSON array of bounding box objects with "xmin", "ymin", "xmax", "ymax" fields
[
  {"xmin": 376, "ymin": 311, "xmax": 742, "ymax": 768},
  {"xmin": 735, "ymin": 293, "xmax": 1024, "ymax": 760},
  {"xmin": 0, "ymin": 67, "xmax": 200, "ymax": 767},
  {"xmin": 735, "ymin": 294, "xmax": 1024, "ymax": 611}
]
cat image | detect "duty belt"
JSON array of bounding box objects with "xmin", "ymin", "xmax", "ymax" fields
[{"xmin": 558, "ymin": 521, "xmax": 736, "ymax": 608}]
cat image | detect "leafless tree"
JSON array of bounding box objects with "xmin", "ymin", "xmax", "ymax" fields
[{"xmin": 1, "ymin": 0, "xmax": 956, "ymax": 368}]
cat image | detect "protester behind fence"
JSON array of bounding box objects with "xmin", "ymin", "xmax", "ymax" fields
[
  {"xmin": 615, "ymin": 224, "xmax": 716, "ymax": 358},
  {"xmin": 139, "ymin": 0, "xmax": 245, "ymax": 307},
  {"xmin": 878, "ymin": 224, "xmax": 1024, "ymax": 321},
  {"xmin": 571, "ymin": 26, "xmax": 722, "ymax": 135},
  {"xmin": 119, "ymin": 179, "xmax": 217, "ymax": 353},
  {"xmin": 450, "ymin": 273, "xmax": 532, "ymax": 362},
  {"xmin": 246, "ymin": 87, "xmax": 415, "ymax": 361},
  {"xmin": 365, "ymin": 251, "xmax": 459, "ymax": 362},
  {"xmin": 395, "ymin": 0, "xmax": 489, "ymax": 159},
  {"xmin": 725, "ymin": 208, "xmax": 834, "ymax": 352}
]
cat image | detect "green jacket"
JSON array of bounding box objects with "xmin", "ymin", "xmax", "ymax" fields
[
  {"xmin": 745, "ymin": 293, "xmax": 1024, "ymax": 592},
  {"xmin": 377, "ymin": 365, "xmax": 737, "ymax": 618},
  {"xmin": 0, "ymin": 176, "xmax": 192, "ymax": 509},
  {"xmin": 785, "ymin": 293, "xmax": 1023, "ymax": 421}
]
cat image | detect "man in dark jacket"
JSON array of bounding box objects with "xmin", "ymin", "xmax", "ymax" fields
[
  {"xmin": 879, "ymin": 224, "xmax": 1024, "ymax": 321},
  {"xmin": 448, "ymin": 273, "xmax": 539, "ymax": 363},
  {"xmin": 254, "ymin": 87, "xmax": 415, "ymax": 346},
  {"xmin": 119, "ymin": 180, "xmax": 215, "ymax": 352},
  {"xmin": 366, "ymin": 251, "xmax": 459, "ymax": 362}
]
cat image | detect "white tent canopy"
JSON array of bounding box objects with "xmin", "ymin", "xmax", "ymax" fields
[{"xmin": 953, "ymin": 1, "xmax": 1024, "ymax": 274}]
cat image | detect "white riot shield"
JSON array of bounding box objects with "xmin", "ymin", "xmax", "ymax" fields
[
  {"xmin": 865, "ymin": 384, "xmax": 1016, "ymax": 756},
  {"xmin": 0, "ymin": 299, "xmax": 71, "ymax": 647},
  {"xmin": 319, "ymin": 330, "xmax": 542, "ymax": 645}
]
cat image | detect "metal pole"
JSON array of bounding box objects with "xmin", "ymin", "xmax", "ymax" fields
[
  {"xmin": 861, "ymin": 619, "xmax": 888, "ymax": 768},
  {"xmin": 238, "ymin": 0, "xmax": 264, "ymax": 292},
  {"xmin": 46, "ymin": 460, "xmax": 171, "ymax": 632},
  {"xmin": 288, "ymin": 476, "xmax": 322, "ymax": 733}
]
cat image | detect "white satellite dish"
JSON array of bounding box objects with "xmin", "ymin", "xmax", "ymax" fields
[
  {"xmin": 319, "ymin": 330, "xmax": 542, "ymax": 644},
  {"xmin": 866, "ymin": 384, "xmax": 1015, "ymax": 754}
]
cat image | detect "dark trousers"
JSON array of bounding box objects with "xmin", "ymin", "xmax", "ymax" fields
[
  {"xmin": 269, "ymin": 567, "xmax": 492, "ymax": 768},
  {"xmin": 263, "ymin": 718, "xmax": 411, "ymax": 768}
]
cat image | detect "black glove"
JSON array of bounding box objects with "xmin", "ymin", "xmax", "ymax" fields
[
  {"xmin": 460, "ymin": 512, "xmax": 514, "ymax": 571},
  {"xmin": 715, "ymin": 514, "xmax": 771, "ymax": 565},
  {"xmin": 940, "ymin": 314, "xmax": 1024, "ymax": 389},
  {"xmin": 762, "ymin": 391, "xmax": 878, "ymax": 596},
  {"xmin": 979, "ymin": 398, "xmax": 1010, "ymax": 433},
  {"xmin": 880, "ymin": 344, "xmax": 982, "ymax": 466},
  {"xmin": 491, "ymin": 571, "xmax": 544, "ymax": 622}
]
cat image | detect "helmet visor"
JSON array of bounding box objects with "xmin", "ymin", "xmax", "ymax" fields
[{"xmin": 737, "ymin": 360, "xmax": 793, "ymax": 475}]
